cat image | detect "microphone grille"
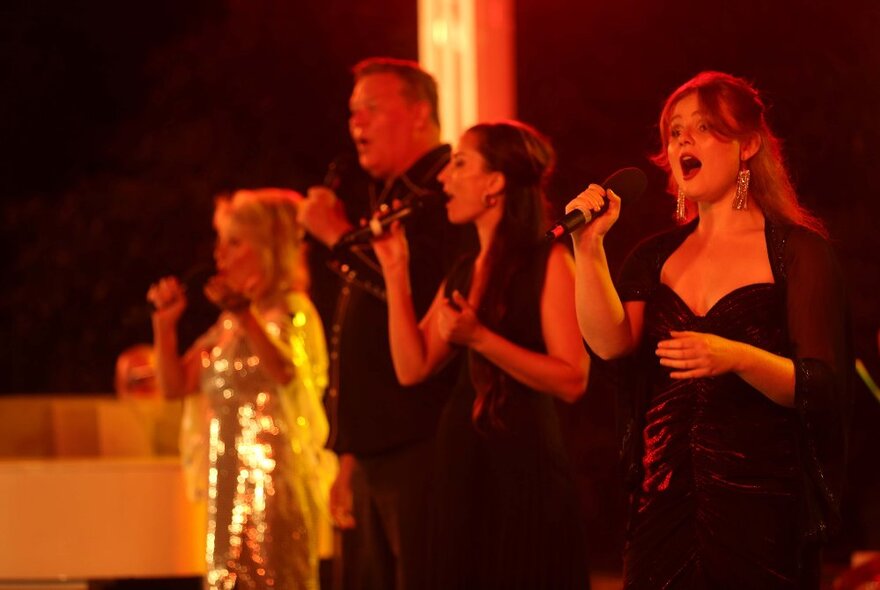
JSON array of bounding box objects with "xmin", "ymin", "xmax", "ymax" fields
[{"xmin": 603, "ymin": 167, "xmax": 648, "ymax": 201}]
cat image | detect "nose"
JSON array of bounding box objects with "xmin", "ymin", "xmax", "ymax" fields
[
  {"xmin": 438, "ymin": 161, "xmax": 452, "ymax": 183},
  {"xmin": 349, "ymin": 109, "xmax": 367, "ymax": 132},
  {"xmin": 677, "ymin": 127, "xmax": 693, "ymax": 145}
]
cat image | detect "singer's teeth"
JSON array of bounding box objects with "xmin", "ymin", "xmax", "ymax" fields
[{"xmin": 680, "ymin": 155, "xmax": 702, "ymax": 174}]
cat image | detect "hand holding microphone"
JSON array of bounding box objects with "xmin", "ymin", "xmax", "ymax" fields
[
  {"xmin": 565, "ymin": 184, "xmax": 622, "ymax": 239},
  {"xmin": 147, "ymin": 276, "xmax": 188, "ymax": 326},
  {"xmin": 299, "ymin": 186, "xmax": 353, "ymax": 248},
  {"xmin": 547, "ymin": 167, "xmax": 647, "ymax": 241},
  {"xmin": 336, "ymin": 193, "xmax": 441, "ymax": 248},
  {"xmin": 370, "ymin": 201, "xmax": 412, "ymax": 276}
]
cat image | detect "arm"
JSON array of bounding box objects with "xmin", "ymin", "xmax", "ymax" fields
[
  {"xmin": 568, "ymin": 186, "xmax": 644, "ymax": 359},
  {"xmin": 299, "ymin": 186, "xmax": 355, "ymax": 249},
  {"xmin": 147, "ymin": 276, "xmax": 200, "ymax": 398},
  {"xmin": 656, "ymin": 331, "xmax": 796, "ymax": 407},
  {"xmin": 460, "ymin": 246, "xmax": 590, "ymax": 402},
  {"xmin": 373, "ymin": 222, "xmax": 455, "ymax": 385},
  {"xmin": 654, "ymin": 229, "xmax": 848, "ymax": 410}
]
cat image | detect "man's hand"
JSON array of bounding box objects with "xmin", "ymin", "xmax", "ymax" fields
[{"xmin": 299, "ymin": 187, "xmax": 355, "ymax": 248}]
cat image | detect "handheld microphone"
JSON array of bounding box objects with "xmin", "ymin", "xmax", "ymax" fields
[
  {"xmin": 335, "ymin": 193, "xmax": 441, "ymax": 248},
  {"xmin": 323, "ymin": 155, "xmax": 349, "ymax": 192},
  {"xmin": 545, "ymin": 167, "xmax": 647, "ymax": 241},
  {"xmin": 146, "ymin": 262, "xmax": 213, "ymax": 315}
]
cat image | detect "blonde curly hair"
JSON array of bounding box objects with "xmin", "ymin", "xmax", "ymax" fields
[{"xmin": 213, "ymin": 188, "xmax": 309, "ymax": 297}]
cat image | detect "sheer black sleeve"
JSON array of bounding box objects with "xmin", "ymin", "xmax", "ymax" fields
[
  {"xmin": 616, "ymin": 238, "xmax": 660, "ymax": 303},
  {"xmin": 779, "ymin": 225, "xmax": 852, "ymax": 540}
]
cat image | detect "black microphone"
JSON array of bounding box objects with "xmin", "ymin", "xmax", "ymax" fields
[
  {"xmin": 323, "ymin": 154, "xmax": 352, "ymax": 192},
  {"xmin": 181, "ymin": 262, "xmax": 215, "ymax": 291},
  {"xmin": 335, "ymin": 194, "xmax": 440, "ymax": 248},
  {"xmin": 545, "ymin": 167, "xmax": 648, "ymax": 241}
]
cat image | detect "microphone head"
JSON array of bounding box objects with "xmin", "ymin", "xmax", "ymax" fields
[
  {"xmin": 543, "ymin": 166, "xmax": 648, "ymax": 242},
  {"xmin": 602, "ymin": 166, "xmax": 648, "ymax": 202}
]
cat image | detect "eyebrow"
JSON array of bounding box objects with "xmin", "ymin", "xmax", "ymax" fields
[{"xmin": 670, "ymin": 109, "xmax": 702, "ymax": 120}]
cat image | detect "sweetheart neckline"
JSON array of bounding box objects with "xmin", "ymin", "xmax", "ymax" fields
[{"xmin": 657, "ymin": 282, "xmax": 777, "ymax": 318}]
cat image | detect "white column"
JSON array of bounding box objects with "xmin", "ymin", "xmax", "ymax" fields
[{"xmin": 419, "ymin": 0, "xmax": 516, "ymax": 144}]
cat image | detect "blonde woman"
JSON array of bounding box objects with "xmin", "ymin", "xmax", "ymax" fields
[{"xmin": 148, "ymin": 188, "xmax": 333, "ymax": 590}]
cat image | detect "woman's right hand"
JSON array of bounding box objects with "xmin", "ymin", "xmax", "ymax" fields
[
  {"xmin": 146, "ymin": 276, "xmax": 187, "ymax": 326},
  {"xmin": 565, "ymin": 185, "xmax": 621, "ymax": 244},
  {"xmin": 372, "ymin": 220, "xmax": 410, "ymax": 276}
]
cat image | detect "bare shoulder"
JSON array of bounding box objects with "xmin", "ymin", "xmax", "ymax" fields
[
  {"xmin": 546, "ymin": 243, "xmax": 575, "ymax": 275},
  {"xmin": 543, "ymin": 243, "xmax": 576, "ymax": 299}
]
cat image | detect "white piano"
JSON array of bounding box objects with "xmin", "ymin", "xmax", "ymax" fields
[{"xmin": 0, "ymin": 395, "xmax": 204, "ymax": 587}]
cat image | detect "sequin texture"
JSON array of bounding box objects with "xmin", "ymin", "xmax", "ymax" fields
[{"xmin": 192, "ymin": 293, "xmax": 331, "ymax": 590}]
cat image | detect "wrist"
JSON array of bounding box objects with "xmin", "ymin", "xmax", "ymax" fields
[
  {"xmin": 469, "ymin": 324, "xmax": 490, "ymax": 351},
  {"xmin": 151, "ymin": 313, "xmax": 179, "ymax": 332},
  {"xmin": 337, "ymin": 454, "xmax": 356, "ymax": 482},
  {"xmin": 382, "ymin": 260, "xmax": 410, "ymax": 283},
  {"xmin": 579, "ymin": 236, "xmax": 609, "ymax": 268},
  {"xmin": 576, "ymin": 231, "xmax": 605, "ymax": 252},
  {"xmin": 730, "ymin": 340, "xmax": 751, "ymax": 374}
]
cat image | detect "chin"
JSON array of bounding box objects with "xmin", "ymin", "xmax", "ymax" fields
[{"xmin": 359, "ymin": 156, "xmax": 384, "ymax": 178}]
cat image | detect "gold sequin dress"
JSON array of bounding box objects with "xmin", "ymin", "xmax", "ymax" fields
[{"xmin": 187, "ymin": 292, "xmax": 332, "ymax": 590}]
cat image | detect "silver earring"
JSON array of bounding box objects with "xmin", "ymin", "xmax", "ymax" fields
[
  {"xmin": 675, "ymin": 187, "xmax": 687, "ymax": 222},
  {"xmin": 733, "ymin": 168, "xmax": 750, "ymax": 210}
]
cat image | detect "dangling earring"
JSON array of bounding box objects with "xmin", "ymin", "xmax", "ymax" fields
[
  {"xmin": 481, "ymin": 193, "xmax": 498, "ymax": 208},
  {"xmin": 733, "ymin": 168, "xmax": 750, "ymax": 210},
  {"xmin": 675, "ymin": 187, "xmax": 687, "ymax": 223}
]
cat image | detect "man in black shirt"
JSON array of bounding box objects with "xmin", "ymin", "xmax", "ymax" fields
[{"xmin": 299, "ymin": 57, "xmax": 462, "ymax": 590}]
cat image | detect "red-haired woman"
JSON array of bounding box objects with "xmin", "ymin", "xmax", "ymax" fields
[{"xmin": 567, "ymin": 71, "xmax": 850, "ymax": 588}]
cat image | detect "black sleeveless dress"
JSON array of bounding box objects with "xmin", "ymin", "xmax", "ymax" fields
[
  {"xmin": 428, "ymin": 246, "xmax": 590, "ymax": 590},
  {"xmin": 616, "ymin": 220, "xmax": 851, "ymax": 589}
]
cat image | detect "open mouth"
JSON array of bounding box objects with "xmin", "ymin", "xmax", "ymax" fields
[{"xmin": 680, "ymin": 155, "xmax": 702, "ymax": 179}]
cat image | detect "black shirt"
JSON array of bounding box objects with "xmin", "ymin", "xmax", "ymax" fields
[{"xmin": 323, "ymin": 144, "xmax": 468, "ymax": 457}]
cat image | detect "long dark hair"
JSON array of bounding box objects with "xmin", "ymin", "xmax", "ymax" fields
[
  {"xmin": 465, "ymin": 120, "xmax": 555, "ymax": 428},
  {"xmin": 651, "ymin": 71, "xmax": 826, "ymax": 236}
]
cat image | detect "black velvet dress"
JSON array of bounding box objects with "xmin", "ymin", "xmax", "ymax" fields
[
  {"xmin": 616, "ymin": 220, "xmax": 850, "ymax": 589},
  {"xmin": 428, "ymin": 246, "xmax": 590, "ymax": 590}
]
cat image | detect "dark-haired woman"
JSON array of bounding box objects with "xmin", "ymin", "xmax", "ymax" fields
[
  {"xmin": 373, "ymin": 120, "xmax": 590, "ymax": 589},
  {"xmin": 567, "ymin": 71, "xmax": 850, "ymax": 589}
]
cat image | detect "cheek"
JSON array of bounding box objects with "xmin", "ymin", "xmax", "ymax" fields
[
  {"xmin": 225, "ymin": 246, "xmax": 253, "ymax": 270},
  {"xmin": 667, "ymin": 145, "xmax": 679, "ymax": 169},
  {"xmin": 243, "ymin": 249, "xmax": 264, "ymax": 273},
  {"xmin": 707, "ymin": 144, "xmax": 740, "ymax": 176}
]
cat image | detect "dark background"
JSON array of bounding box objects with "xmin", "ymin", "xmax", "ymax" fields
[{"xmin": 2, "ymin": 0, "xmax": 879, "ymax": 571}]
